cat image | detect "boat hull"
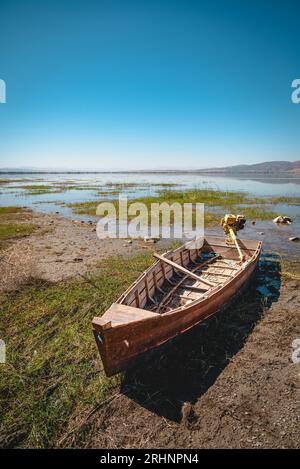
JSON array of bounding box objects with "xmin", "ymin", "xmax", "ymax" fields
[{"xmin": 93, "ymin": 237, "xmax": 261, "ymax": 376}]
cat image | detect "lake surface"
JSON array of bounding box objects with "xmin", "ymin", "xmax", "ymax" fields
[
  {"xmin": 1, "ymin": 172, "xmax": 300, "ymax": 259},
  {"xmin": 1, "ymin": 172, "xmax": 300, "ymax": 219}
]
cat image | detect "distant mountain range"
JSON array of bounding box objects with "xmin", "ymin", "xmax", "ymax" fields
[
  {"xmin": 195, "ymin": 160, "xmax": 300, "ymax": 176},
  {"xmin": 0, "ymin": 161, "xmax": 300, "ymax": 176}
]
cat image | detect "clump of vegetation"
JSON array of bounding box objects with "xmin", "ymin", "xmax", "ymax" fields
[
  {"xmin": 267, "ymin": 196, "xmax": 300, "ymax": 206},
  {"xmin": 155, "ymin": 188, "xmax": 252, "ymax": 206},
  {"xmin": 281, "ymin": 257, "xmax": 300, "ymax": 281},
  {"xmin": 0, "ymin": 223, "xmax": 35, "ymax": 243},
  {"xmin": 0, "ymin": 206, "xmax": 24, "ymax": 215},
  {"xmin": 105, "ymin": 182, "xmax": 178, "ymax": 188},
  {"xmin": 14, "ymin": 185, "xmax": 65, "ymax": 195},
  {"xmin": 97, "ymin": 189, "xmax": 122, "ymax": 196},
  {"xmin": 0, "ymin": 179, "xmax": 28, "ymax": 185},
  {"xmin": 8, "ymin": 184, "xmax": 101, "ymax": 195},
  {"xmin": 66, "ymin": 199, "xmax": 221, "ymax": 227},
  {"xmin": 66, "ymin": 200, "xmax": 99, "ymax": 215},
  {"xmin": 0, "ymin": 252, "xmax": 153, "ymax": 448},
  {"xmin": 0, "ymin": 207, "xmax": 36, "ymax": 250},
  {"xmin": 230, "ymin": 205, "xmax": 276, "ymax": 221},
  {"xmin": 65, "ymin": 188, "xmax": 277, "ymax": 224}
]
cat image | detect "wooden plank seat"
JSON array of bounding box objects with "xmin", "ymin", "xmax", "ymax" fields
[{"xmin": 93, "ymin": 303, "xmax": 159, "ymax": 330}]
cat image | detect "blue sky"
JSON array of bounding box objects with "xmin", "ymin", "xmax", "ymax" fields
[{"xmin": 0, "ymin": 0, "xmax": 299, "ymax": 170}]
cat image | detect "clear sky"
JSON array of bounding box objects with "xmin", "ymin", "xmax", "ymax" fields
[{"xmin": 0, "ymin": 0, "xmax": 299, "ymax": 170}]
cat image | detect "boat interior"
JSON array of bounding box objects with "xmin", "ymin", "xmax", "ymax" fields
[{"xmin": 117, "ymin": 236, "xmax": 258, "ymax": 315}]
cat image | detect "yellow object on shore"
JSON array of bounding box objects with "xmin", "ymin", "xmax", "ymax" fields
[{"xmin": 220, "ymin": 214, "xmax": 246, "ymax": 261}]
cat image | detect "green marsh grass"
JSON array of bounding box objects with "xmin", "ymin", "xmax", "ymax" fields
[
  {"xmin": 268, "ymin": 196, "xmax": 300, "ymax": 205},
  {"xmin": 66, "ymin": 188, "xmax": 277, "ymax": 223},
  {"xmin": 0, "ymin": 207, "xmax": 36, "ymax": 249},
  {"xmin": 0, "ymin": 252, "xmax": 154, "ymax": 448}
]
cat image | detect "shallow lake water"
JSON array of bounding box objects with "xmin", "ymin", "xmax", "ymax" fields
[
  {"xmin": 0, "ymin": 172, "xmax": 299, "ymax": 259},
  {"xmin": 1, "ymin": 172, "xmax": 300, "ymax": 210}
]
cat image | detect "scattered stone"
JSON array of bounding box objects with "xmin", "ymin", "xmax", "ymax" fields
[
  {"xmin": 55, "ymin": 211, "xmax": 60, "ymax": 214},
  {"xmin": 126, "ymin": 239, "xmax": 132, "ymax": 244},
  {"xmin": 273, "ymin": 215, "xmax": 292, "ymax": 224},
  {"xmin": 88, "ymin": 220, "xmax": 93, "ymax": 225},
  {"xmin": 143, "ymin": 236, "xmax": 159, "ymax": 243},
  {"xmin": 289, "ymin": 236, "xmax": 299, "ymax": 242},
  {"xmin": 73, "ymin": 257, "xmax": 83, "ymax": 262},
  {"xmin": 258, "ymin": 232, "xmax": 265, "ymax": 235},
  {"xmin": 181, "ymin": 402, "xmax": 192, "ymax": 426}
]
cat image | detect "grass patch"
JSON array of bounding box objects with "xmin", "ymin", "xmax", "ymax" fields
[
  {"xmin": 15, "ymin": 185, "xmax": 65, "ymax": 196},
  {"xmin": 0, "ymin": 179, "xmax": 29, "ymax": 185},
  {"xmin": 155, "ymin": 188, "xmax": 254, "ymax": 206},
  {"xmin": 65, "ymin": 189, "xmax": 276, "ymax": 224},
  {"xmin": 9, "ymin": 184, "xmax": 100, "ymax": 195},
  {"xmin": 268, "ymin": 196, "xmax": 300, "ymax": 205},
  {"xmin": 281, "ymin": 258, "xmax": 300, "ymax": 281},
  {"xmin": 0, "ymin": 251, "xmax": 154, "ymax": 448},
  {"xmin": 0, "ymin": 223, "xmax": 35, "ymax": 242},
  {"xmin": 0, "ymin": 206, "xmax": 24, "ymax": 215},
  {"xmin": 66, "ymin": 200, "xmax": 221, "ymax": 226},
  {"xmin": 105, "ymin": 182, "xmax": 179, "ymax": 188},
  {"xmin": 0, "ymin": 223, "xmax": 35, "ymax": 250},
  {"xmin": 0, "ymin": 207, "xmax": 36, "ymax": 250},
  {"xmin": 66, "ymin": 201, "xmax": 99, "ymax": 215},
  {"xmin": 97, "ymin": 190, "xmax": 121, "ymax": 196},
  {"xmin": 231, "ymin": 205, "xmax": 276, "ymax": 220}
]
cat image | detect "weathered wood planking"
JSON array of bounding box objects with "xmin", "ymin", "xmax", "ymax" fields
[{"xmin": 93, "ymin": 236, "xmax": 262, "ymax": 376}]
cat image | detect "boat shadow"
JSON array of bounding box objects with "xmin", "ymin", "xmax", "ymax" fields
[{"xmin": 120, "ymin": 252, "xmax": 281, "ymax": 422}]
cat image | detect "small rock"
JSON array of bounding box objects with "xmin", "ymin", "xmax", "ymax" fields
[
  {"xmin": 88, "ymin": 220, "xmax": 93, "ymax": 225},
  {"xmin": 289, "ymin": 236, "xmax": 299, "ymax": 242},
  {"xmin": 126, "ymin": 239, "xmax": 132, "ymax": 244},
  {"xmin": 143, "ymin": 236, "xmax": 159, "ymax": 243},
  {"xmin": 252, "ymin": 220, "xmax": 256, "ymax": 225},
  {"xmin": 181, "ymin": 402, "xmax": 193, "ymax": 427},
  {"xmin": 55, "ymin": 211, "xmax": 59, "ymax": 214},
  {"xmin": 258, "ymin": 232, "xmax": 265, "ymax": 235},
  {"xmin": 73, "ymin": 257, "xmax": 83, "ymax": 262}
]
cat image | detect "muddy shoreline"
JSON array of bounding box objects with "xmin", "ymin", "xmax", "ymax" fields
[
  {"xmin": 1, "ymin": 209, "xmax": 299, "ymax": 284},
  {"xmin": 0, "ymin": 210, "xmax": 173, "ymax": 285}
]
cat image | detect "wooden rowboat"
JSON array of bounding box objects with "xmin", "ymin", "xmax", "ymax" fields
[{"xmin": 92, "ymin": 235, "xmax": 262, "ymax": 376}]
